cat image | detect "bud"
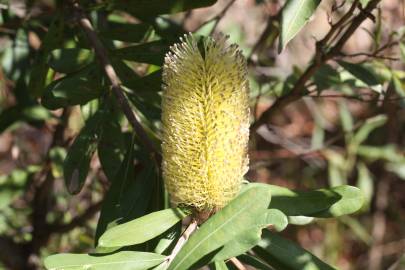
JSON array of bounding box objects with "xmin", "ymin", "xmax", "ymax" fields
[{"xmin": 162, "ymin": 34, "xmax": 249, "ymax": 213}]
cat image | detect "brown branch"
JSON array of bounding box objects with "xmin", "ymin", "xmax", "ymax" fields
[
  {"xmin": 195, "ymin": 0, "xmax": 237, "ymax": 35},
  {"xmin": 165, "ymin": 219, "xmax": 198, "ymax": 267},
  {"xmin": 229, "ymin": 257, "xmax": 247, "ymax": 270},
  {"xmin": 71, "ymin": 2, "xmax": 161, "ymax": 164},
  {"xmin": 251, "ymin": 0, "xmax": 382, "ymax": 132},
  {"xmin": 339, "ymin": 52, "xmax": 399, "ymax": 61}
]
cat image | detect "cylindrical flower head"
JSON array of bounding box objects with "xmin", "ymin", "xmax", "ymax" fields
[{"xmin": 162, "ymin": 34, "xmax": 249, "ymax": 212}]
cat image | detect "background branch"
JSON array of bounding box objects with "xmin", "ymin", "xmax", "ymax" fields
[
  {"xmin": 251, "ymin": 0, "xmax": 382, "ymax": 132},
  {"xmin": 71, "ymin": 2, "xmax": 161, "ymax": 164}
]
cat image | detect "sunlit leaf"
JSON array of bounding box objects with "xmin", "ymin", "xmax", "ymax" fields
[
  {"xmin": 44, "ymin": 251, "xmax": 166, "ymax": 270},
  {"xmin": 279, "ymin": 0, "xmax": 321, "ymax": 52},
  {"xmin": 168, "ymin": 185, "xmax": 272, "ymax": 270},
  {"xmin": 98, "ymin": 208, "xmax": 187, "ymax": 248}
]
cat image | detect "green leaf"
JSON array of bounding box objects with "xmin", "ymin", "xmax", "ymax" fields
[
  {"xmin": 95, "ymin": 140, "xmax": 160, "ymax": 243},
  {"xmin": 98, "ymin": 103, "xmax": 125, "ymax": 181},
  {"xmin": 63, "ymin": 110, "xmax": 104, "ymax": 194},
  {"xmin": 238, "ymin": 254, "xmax": 274, "ymax": 270},
  {"xmin": 154, "ymin": 224, "xmax": 181, "ymax": 254},
  {"xmin": 203, "ymin": 209, "xmax": 287, "ymax": 265},
  {"xmin": 124, "ymin": 70, "xmax": 162, "ymax": 93},
  {"xmin": 338, "ymin": 61, "xmax": 381, "ymax": 89},
  {"xmin": 339, "ymin": 101, "xmax": 354, "ymax": 135},
  {"xmin": 391, "ymin": 74, "xmax": 405, "ymax": 107},
  {"xmin": 42, "ymin": 67, "xmax": 104, "ymax": 110},
  {"xmin": 49, "ymin": 48, "xmax": 94, "ymax": 73},
  {"xmin": 213, "ymin": 261, "xmax": 229, "ymax": 270},
  {"xmin": 113, "ymin": 40, "xmax": 169, "ymax": 66},
  {"xmin": 112, "ymin": 0, "xmax": 217, "ymax": 20},
  {"xmin": 29, "ymin": 14, "xmax": 64, "ymax": 97},
  {"xmin": 311, "ymin": 185, "xmax": 364, "ymax": 218},
  {"xmin": 357, "ymin": 144, "xmax": 403, "ymax": 162},
  {"xmin": 313, "ymin": 64, "xmax": 341, "ymax": 92},
  {"xmin": 265, "ymin": 184, "xmax": 340, "ymax": 216},
  {"xmin": 98, "ymin": 208, "xmax": 187, "ymax": 248},
  {"xmin": 353, "ymin": 115, "xmax": 387, "ymax": 145},
  {"xmin": 44, "ymin": 251, "xmax": 166, "ymax": 270},
  {"xmin": 356, "ymin": 162, "xmax": 373, "ymax": 210},
  {"xmin": 168, "ymin": 185, "xmax": 272, "ymax": 270},
  {"xmin": 258, "ymin": 183, "xmax": 364, "ymax": 218},
  {"xmin": 100, "ymin": 22, "xmax": 150, "ymax": 43},
  {"xmin": 279, "ymin": 0, "xmax": 321, "ymax": 52},
  {"xmin": 255, "ymin": 230, "xmax": 336, "ymax": 270}
]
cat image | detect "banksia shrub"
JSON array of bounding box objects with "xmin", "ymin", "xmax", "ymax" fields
[{"xmin": 161, "ymin": 34, "xmax": 250, "ymax": 215}]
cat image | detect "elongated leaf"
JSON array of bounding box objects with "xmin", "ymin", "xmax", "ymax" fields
[
  {"xmin": 213, "ymin": 261, "xmax": 229, "ymax": 270},
  {"xmin": 29, "ymin": 14, "xmax": 64, "ymax": 97},
  {"xmin": 49, "ymin": 48, "xmax": 94, "ymax": 73},
  {"xmin": 112, "ymin": 0, "xmax": 217, "ymax": 20},
  {"xmin": 95, "ymin": 140, "xmax": 160, "ymax": 243},
  {"xmin": 124, "ymin": 70, "xmax": 162, "ymax": 93},
  {"xmin": 100, "ymin": 22, "xmax": 150, "ymax": 43},
  {"xmin": 168, "ymin": 185, "xmax": 272, "ymax": 270},
  {"xmin": 338, "ymin": 61, "xmax": 381, "ymax": 87},
  {"xmin": 311, "ymin": 185, "xmax": 364, "ymax": 217},
  {"xmin": 266, "ymin": 183, "xmax": 364, "ymax": 218},
  {"xmin": 353, "ymin": 115, "xmax": 387, "ymax": 145},
  {"xmin": 356, "ymin": 162, "xmax": 373, "ymax": 210},
  {"xmin": 211, "ymin": 229, "xmax": 261, "ymax": 264},
  {"xmin": 154, "ymin": 223, "xmax": 181, "ymax": 254},
  {"xmin": 254, "ymin": 230, "xmax": 336, "ymax": 270},
  {"xmin": 265, "ymin": 184, "xmax": 340, "ymax": 216},
  {"xmin": 313, "ymin": 64, "xmax": 341, "ymax": 92},
  {"xmin": 206, "ymin": 209, "xmax": 287, "ymax": 265},
  {"xmin": 99, "ymin": 208, "xmax": 187, "ymax": 248},
  {"xmin": 63, "ymin": 110, "xmax": 104, "ymax": 194},
  {"xmin": 279, "ymin": 0, "xmax": 321, "ymax": 52},
  {"xmin": 113, "ymin": 41, "xmax": 169, "ymax": 65},
  {"xmin": 42, "ymin": 67, "xmax": 104, "ymax": 110},
  {"xmin": 44, "ymin": 251, "xmax": 166, "ymax": 270},
  {"xmin": 98, "ymin": 102, "xmax": 125, "ymax": 181},
  {"xmin": 238, "ymin": 254, "xmax": 274, "ymax": 270}
]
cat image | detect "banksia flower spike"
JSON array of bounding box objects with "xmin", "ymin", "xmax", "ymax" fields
[{"xmin": 162, "ymin": 33, "xmax": 249, "ymax": 217}]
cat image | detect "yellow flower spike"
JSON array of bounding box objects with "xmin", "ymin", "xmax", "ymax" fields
[{"xmin": 162, "ymin": 33, "xmax": 250, "ymax": 217}]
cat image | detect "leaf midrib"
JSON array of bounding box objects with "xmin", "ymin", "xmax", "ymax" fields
[{"xmin": 171, "ymin": 191, "xmax": 263, "ymax": 270}]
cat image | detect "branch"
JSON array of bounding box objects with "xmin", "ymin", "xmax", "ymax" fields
[
  {"xmin": 195, "ymin": 0, "xmax": 237, "ymax": 35},
  {"xmin": 71, "ymin": 2, "xmax": 161, "ymax": 164},
  {"xmin": 229, "ymin": 257, "xmax": 247, "ymax": 270},
  {"xmin": 165, "ymin": 219, "xmax": 198, "ymax": 267},
  {"xmin": 251, "ymin": 0, "xmax": 382, "ymax": 131}
]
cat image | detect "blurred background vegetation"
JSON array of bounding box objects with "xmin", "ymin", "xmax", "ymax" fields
[{"xmin": 0, "ymin": 0, "xmax": 404, "ymax": 269}]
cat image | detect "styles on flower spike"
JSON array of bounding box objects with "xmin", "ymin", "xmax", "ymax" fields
[{"xmin": 162, "ymin": 33, "xmax": 250, "ymax": 218}]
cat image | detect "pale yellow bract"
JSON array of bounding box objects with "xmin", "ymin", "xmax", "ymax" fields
[{"xmin": 161, "ymin": 33, "xmax": 249, "ymax": 212}]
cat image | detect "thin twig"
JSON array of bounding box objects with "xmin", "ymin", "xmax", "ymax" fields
[
  {"xmin": 251, "ymin": 0, "xmax": 382, "ymax": 132},
  {"xmin": 71, "ymin": 2, "xmax": 161, "ymax": 164},
  {"xmin": 196, "ymin": 0, "xmax": 237, "ymax": 35},
  {"xmin": 229, "ymin": 257, "xmax": 247, "ymax": 270},
  {"xmin": 166, "ymin": 219, "xmax": 198, "ymax": 267},
  {"xmin": 339, "ymin": 52, "xmax": 399, "ymax": 61}
]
